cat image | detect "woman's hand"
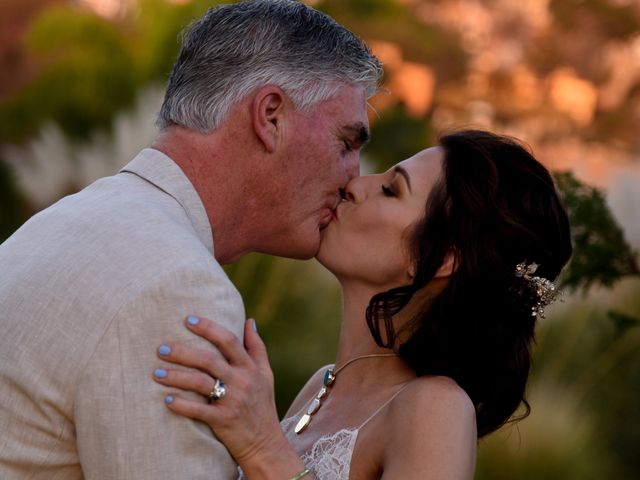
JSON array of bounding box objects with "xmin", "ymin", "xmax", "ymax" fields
[{"xmin": 152, "ymin": 316, "xmax": 294, "ymax": 473}]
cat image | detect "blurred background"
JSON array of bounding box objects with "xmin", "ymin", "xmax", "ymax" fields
[{"xmin": 1, "ymin": 0, "xmax": 639, "ymax": 477}]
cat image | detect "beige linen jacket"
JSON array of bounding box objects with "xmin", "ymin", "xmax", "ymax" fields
[{"xmin": 0, "ymin": 149, "xmax": 245, "ymax": 479}]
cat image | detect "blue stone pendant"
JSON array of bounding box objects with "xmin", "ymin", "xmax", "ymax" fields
[{"xmin": 323, "ymin": 369, "xmax": 336, "ymax": 387}]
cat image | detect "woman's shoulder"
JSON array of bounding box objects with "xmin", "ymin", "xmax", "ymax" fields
[
  {"xmin": 377, "ymin": 376, "xmax": 477, "ymax": 478},
  {"xmin": 401, "ymin": 375, "xmax": 474, "ymax": 408},
  {"xmin": 283, "ymin": 364, "xmax": 334, "ymax": 419},
  {"xmin": 390, "ymin": 375, "xmax": 476, "ymax": 428},
  {"xmin": 380, "ymin": 376, "xmax": 476, "ymax": 450}
]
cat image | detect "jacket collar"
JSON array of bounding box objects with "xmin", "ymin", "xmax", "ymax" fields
[{"xmin": 119, "ymin": 148, "xmax": 214, "ymax": 255}]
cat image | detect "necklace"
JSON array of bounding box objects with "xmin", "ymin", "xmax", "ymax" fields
[{"xmin": 294, "ymin": 353, "xmax": 398, "ymax": 435}]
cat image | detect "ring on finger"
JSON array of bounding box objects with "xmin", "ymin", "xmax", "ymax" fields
[{"xmin": 206, "ymin": 378, "xmax": 227, "ymax": 403}]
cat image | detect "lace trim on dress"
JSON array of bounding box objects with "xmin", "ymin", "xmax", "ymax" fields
[
  {"xmin": 238, "ymin": 383, "xmax": 411, "ymax": 480},
  {"xmin": 281, "ymin": 417, "xmax": 357, "ymax": 480},
  {"xmin": 278, "ymin": 383, "xmax": 411, "ymax": 480}
]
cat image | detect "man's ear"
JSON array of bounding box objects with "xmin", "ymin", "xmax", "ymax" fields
[
  {"xmin": 433, "ymin": 249, "xmax": 458, "ymax": 279},
  {"xmin": 252, "ymin": 85, "xmax": 287, "ymax": 153}
]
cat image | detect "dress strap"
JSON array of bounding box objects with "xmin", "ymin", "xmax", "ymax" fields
[{"xmin": 358, "ymin": 382, "xmax": 412, "ymax": 430}]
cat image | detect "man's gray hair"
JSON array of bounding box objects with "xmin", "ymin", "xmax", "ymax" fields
[{"xmin": 156, "ymin": 0, "xmax": 383, "ymax": 132}]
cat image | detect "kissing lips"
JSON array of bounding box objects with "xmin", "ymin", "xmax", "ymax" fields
[
  {"xmin": 319, "ymin": 193, "xmax": 342, "ymax": 229},
  {"xmin": 319, "ymin": 208, "xmax": 337, "ymax": 230}
]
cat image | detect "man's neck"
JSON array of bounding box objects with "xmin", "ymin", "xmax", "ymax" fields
[{"xmin": 151, "ymin": 127, "xmax": 256, "ymax": 264}]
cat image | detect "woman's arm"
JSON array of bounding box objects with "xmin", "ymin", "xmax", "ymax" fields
[
  {"xmin": 152, "ymin": 316, "xmax": 315, "ymax": 480},
  {"xmin": 381, "ymin": 376, "xmax": 477, "ymax": 480}
]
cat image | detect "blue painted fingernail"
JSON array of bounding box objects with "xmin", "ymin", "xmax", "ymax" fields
[
  {"xmin": 252, "ymin": 319, "xmax": 258, "ymax": 332},
  {"xmin": 165, "ymin": 395, "xmax": 174, "ymax": 405},
  {"xmin": 154, "ymin": 368, "xmax": 167, "ymax": 379},
  {"xmin": 158, "ymin": 345, "xmax": 171, "ymax": 356},
  {"xmin": 187, "ymin": 315, "xmax": 199, "ymax": 326}
]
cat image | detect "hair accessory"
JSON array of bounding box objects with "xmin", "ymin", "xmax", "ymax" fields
[
  {"xmin": 294, "ymin": 353, "xmax": 398, "ymax": 434},
  {"xmin": 288, "ymin": 467, "xmax": 311, "ymax": 480},
  {"xmin": 514, "ymin": 262, "xmax": 559, "ymax": 318}
]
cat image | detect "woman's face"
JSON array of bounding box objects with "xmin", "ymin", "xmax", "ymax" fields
[{"xmin": 317, "ymin": 146, "xmax": 444, "ymax": 288}]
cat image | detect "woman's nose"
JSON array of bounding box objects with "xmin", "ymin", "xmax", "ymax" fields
[{"xmin": 343, "ymin": 175, "xmax": 366, "ymax": 203}]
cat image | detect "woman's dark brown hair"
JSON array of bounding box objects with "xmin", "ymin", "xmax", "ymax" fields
[{"xmin": 366, "ymin": 130, "xmax": 573, "ymax": 438}]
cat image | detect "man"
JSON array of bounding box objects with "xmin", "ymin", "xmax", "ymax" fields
[{"xmin": 0, "ymin": 1, "xmax": 382, "ymax": 478}]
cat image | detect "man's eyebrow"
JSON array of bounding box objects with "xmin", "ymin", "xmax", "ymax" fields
[
  {"xmin": 341, "ymin": 123, "xmax": 371, "ymax": 148},
  {"xmin": 394, "ymin": 165, "xmax": 412, "ymax": 193}
]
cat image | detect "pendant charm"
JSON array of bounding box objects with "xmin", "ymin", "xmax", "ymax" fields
[
  {"xmin": 323, "ymin": 369, "xmax": 336, "ymax": 387},
  {"xmin": 293, "ymin": 354, "xmax": 398, "ymax": 436},
  {"xmin": 316, "ymin": 386, "xmax": 327, "ymax": 399},
  {"xmin": 307, "ymin": 398, "xmax": 321, "ymax": 415},
  {"xmin": 294, "ymin": 414, "xmax": 311, "ymax": 434},
  {"xmin": 295, "ymin": 385, "xmax": 328, "ymax": 435}
]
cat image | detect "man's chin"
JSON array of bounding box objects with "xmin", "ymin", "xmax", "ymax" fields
[
  {"xmin": 275, "ymin": 236, "xmax": 321, "ymax": 260},
  {"xmin": 264, "ymin": 224, "xmax": 325, "ymax": 259}
]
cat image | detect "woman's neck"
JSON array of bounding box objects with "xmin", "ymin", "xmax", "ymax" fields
[{"xmin": 332, "ymin": 281, "xmax": 415, "ymax": 389}]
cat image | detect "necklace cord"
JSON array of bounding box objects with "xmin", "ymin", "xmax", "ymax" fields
[
  {"xmin": 333, "ymin": 353, "xmax": 398, "ymax": 375},
  {"xmin": 293, "ymin": 352, "xmax": 399, "ymax": 435}
]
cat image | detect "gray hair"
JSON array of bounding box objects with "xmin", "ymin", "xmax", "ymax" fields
[{"xmin": 156, "ymin": 0, "xmax": 383, "ymax": 132}]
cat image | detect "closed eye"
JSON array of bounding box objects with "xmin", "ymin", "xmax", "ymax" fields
[
  {"xmin": 343, "ymin": 140, "xmax": 353, "ymax": 152},
  {"xmin": 381, "ymin": 185, "xmax": 396, "ymax": 197}
]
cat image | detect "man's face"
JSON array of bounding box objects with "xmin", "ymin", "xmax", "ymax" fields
[{"xmin": 262, "ymin": 85, "xmax": 370, "ymax": 259}]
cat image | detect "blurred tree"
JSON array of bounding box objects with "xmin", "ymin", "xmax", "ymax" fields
[
  {"xmin": 0, "ymin": 0, "xmax": 63, "ymax": 99},
  {"xmin": 366, "ymin": 103, "xmax": 433, "ymax": 171},
  {"xmin": 317, "ymin": 0, "xmax": 468, "ymax": 82},
  {"xmin": 550, "ymin": 0, "xmax": 640, "ymax": 41},
  {"xmin": 0, "ymin": 0, "xmax": 228, "ymax": 144},
  {"xmin": 505, "ymin": 171, "xmax": 640, "ymax": 479},
  {"xmin": 527, "ymin": 279, "xmax": 640, "ymax": 479},
  {"xmin": 475, "ymin": 384, "xmax": 621, "ymax": 479},
  {"xmin": 0, "ymin": 7, "xmax": 136, "ymax": 142},
  {"xmin": 554, "ymin": 171, "xmax": 639, "ymax": 291},
  {"xmin": 132, "ymin": 0, "xmax": 223, "ymax": 85}
]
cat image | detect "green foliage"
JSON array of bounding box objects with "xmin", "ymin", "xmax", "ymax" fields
[
  {"xmin": 554, "ymin": 171, "xmax": 639, "ymax": 291},
  {"xmin": 476, "ymin": 387, "xmax": 620, "ymax": 479},
  {"xmin": 0, "ymin": 0, "xmax": 226, "ymax": 143},
  {"xmin": 0, "ymin": 7, "xmax": 137, "ymax": 141},
  {"xmin": 366, "ymin": 103, "xmax": 432, "ymax": 171},
  {"xmin": 608, "ymin": 310, "xmax": 640, "ymax": 339},
  {"xmin": 527, "ymin": 278, "xmax": 640, "ymax": 479},
  {"xmin": 590, "ymin": 331, "xmax": 640, "ymax": 477},
  {"xmin": 132, "ymin": 0, "xmax": 224, "ymax": 84},
  {"xmin": 317, "ymin": 0, "xmax": 467, "ymax": 81}
]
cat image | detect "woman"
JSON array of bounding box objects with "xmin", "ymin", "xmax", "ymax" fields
[{"xmin": 152, "ymin": 130, "xmax": 573, "ymax": 479}]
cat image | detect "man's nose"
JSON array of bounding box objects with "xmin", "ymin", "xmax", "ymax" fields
[{"xmin": 346, "ymin": 156, "xmax": 360, "ymax": 181}]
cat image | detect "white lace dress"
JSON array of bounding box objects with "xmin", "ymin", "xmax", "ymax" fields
[
  {"xmin": 279, "ymin": 416, "xmax": 359, "ymax": 479},
  {"xmin": 238, "ymin": 385, "xmax": 408, "ymax": 480}
]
